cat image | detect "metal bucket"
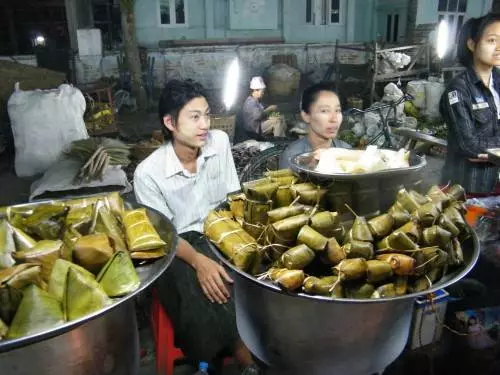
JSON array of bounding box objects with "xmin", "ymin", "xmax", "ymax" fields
[
  {"xmin": 0, "ymin": 200, "xmax": 178, "ymax": 375},
  {"xmin": 208, "ymin": 206, "xmax": 480, "ymax": 375},
  {"xmin": 289, "ymin": 151, "xmax": 427, "ymax": 218},
  {"xmin": 0, "ymin": 301, "xmax": 139, "ymax": 375}
]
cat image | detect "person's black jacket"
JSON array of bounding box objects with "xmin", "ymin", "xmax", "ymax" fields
[{"xmin": 440, "ymin": 67, "xmax": 500, "ymax": 193}]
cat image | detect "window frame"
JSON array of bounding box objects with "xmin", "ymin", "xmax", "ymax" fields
[
  {"xmin": 437, "ymin": 0, "xmax": 467, "ymax": 42},
  {"xmin": 158, "ymin": 0, "xmax": 188, "ymax": 28},
  {"xmin": 306, "ymin": 0, "xmax": 343, "ymax": 26}
]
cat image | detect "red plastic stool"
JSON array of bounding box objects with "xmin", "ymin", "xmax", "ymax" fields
[
  {"xmin": 150, "ymin": 289, "xmax": 234, "ymax": 375},
  {"xmin": 150, "ymin": 288, "xmax": 185, "ymax": 375}
]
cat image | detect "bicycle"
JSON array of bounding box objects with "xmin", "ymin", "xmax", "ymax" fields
[{"xmin": 344, "ymin": 93, "xmax": 414, "ymax": 149}]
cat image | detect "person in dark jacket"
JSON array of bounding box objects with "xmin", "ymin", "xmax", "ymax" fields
[
  {"xmin": 233, "ymin": 76, "xmax": 284, "ymax": 143},
  {"xmin": 439, "ymin": 13, "xmax": 500, "ymax": 194},
  {"xmin": 279, "ymin": 81, "xmax": 350, "ymax": 169}
]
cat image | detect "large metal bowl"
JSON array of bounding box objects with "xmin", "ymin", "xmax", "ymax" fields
[
  {"xmin": 207, "ymin": 203, "xmax": 480, "ymax": 375},
  {"xmin": 0, "ymin": 199, "xmax": 178, "ymax": 375},
  {"xmin": 289, "ymin": 151, "xmax": 427, "ymax": 218}
]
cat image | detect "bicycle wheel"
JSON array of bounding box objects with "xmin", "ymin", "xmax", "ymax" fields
[{"xmin": 239, "ymin": 143, "xmax": 290, "ymax": 183}]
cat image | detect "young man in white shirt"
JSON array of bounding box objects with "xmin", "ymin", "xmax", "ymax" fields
[{"xmin": 134, "ymin": 79, "xmax": 259, "ymax": 374}]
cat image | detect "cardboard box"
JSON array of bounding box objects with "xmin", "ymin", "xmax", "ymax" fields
[{"xmin": 410, "ymin": 289, "xmax": 449, "ymax": 349}]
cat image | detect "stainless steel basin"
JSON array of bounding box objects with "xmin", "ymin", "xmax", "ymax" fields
[
  {"xmin": 208, "ymin": 205, "xmax": 479, "ymax": 375},
  {"xmin": 0, "ymin": 199, "xmax": 178, "ymax": 375}
]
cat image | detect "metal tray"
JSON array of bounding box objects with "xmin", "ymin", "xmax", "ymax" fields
[
  {"xmin": 287, "ymin": 151, "xmax": 427, "ymax": 217},
  {"xmin": 486, "ymin": 148, "xmax": 500, "ymax": 166},
  {"xmin": 0, "ymin": 199, "xmax": 178, "ymax": 353},
  {"xmin": 289, "ymin": 150, "xmax": 427, "ymax": 181}
]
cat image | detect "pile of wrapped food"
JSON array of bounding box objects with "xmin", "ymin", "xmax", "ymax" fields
[
  {"xmin": 0, "ymin": 192, "xmax": 166, "ymax": 341},
  {"xmin": 314, "ymin": 146, "xmax": 410, "ymax": 174},
  {"xmin": 204, "ymin": 169, "xmax": 471, "ymax": 299}
]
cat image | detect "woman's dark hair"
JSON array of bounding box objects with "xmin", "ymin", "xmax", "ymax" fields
[
  {"xmin": 457, "ymin": 13, "xmax": 500, "ymax": 67},
  {"xmin": 300, "ymin": 81, "xmax": 338, "ymax": 113},
  {"xmin": 158, "ymin": 79, "xmax": 207, "ymax": 140}
]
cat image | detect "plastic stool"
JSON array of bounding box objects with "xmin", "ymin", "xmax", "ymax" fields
[
  {"xmin": 150, "ymin": 289, "xmax": 185, "ymax": 375},
  {"xmin": 150, "ymin": 289, "xmax": 234, "ymax": 375}
]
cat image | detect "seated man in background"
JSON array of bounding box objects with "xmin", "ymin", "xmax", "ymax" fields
[
  {"xmin": 233, "ymin": 76, "xmax": 285, "ymax": 143},
  {"xmin": 279, "ymin": 81, "xmax": 351, "ymax": 169},
  {"xmin": 134, "ymin": 79, "xmax": 259, "ymax": 375}
]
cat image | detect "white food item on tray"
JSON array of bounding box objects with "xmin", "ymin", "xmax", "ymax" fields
[{"xmin": 314, "ymin": 146, "xmax": 410, "ymax": 174}]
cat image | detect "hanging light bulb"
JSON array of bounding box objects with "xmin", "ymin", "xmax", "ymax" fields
[
  {"xmin": 436, "ymin": 20, "xmax": 449, "ymax": 59},
  {"xmin": 223, "ymin": 58, "xmax": 240, "ymax": 111}
]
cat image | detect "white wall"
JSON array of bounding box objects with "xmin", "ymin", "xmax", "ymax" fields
[
  {"xmin": 75, "ymin": 42, "xmax": 369, "ymax": 90},
  {"xmin": 416, "ymin": 0, "xmax": 493, "ymax": 25}
]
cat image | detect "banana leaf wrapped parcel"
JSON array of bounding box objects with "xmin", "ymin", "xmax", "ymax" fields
[
  {"xmin": 0, "ymin": 192, "xmax": 167, "ymax": 343},
  {"xmin": 204, "ymin": 211, "xmax": 258, "ymax": 272},
  {"xmin": 206, "ymin": 177, "xmax": 474, "ymax": 300},
  {"xmin": 122, "ymin": 208, "xmax": 166, "ymax": 252}
]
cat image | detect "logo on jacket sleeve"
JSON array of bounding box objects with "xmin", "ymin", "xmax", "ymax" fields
[{"xmin": 448, "ymin": 90, "xmax": 459, "ymax": 105}]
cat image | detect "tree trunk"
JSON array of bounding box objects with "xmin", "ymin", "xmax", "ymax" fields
[{"xmin": 120, "ymin": 0, "xmax": 147, "ymax": 110}]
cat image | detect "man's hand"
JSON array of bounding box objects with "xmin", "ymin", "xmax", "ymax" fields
[{"xmin": 193, "ymin": 253, "xmax": 234, "ymax": 304}]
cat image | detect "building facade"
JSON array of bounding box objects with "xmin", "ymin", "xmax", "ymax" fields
[{"xmin": 133, "ymin": 0, "xmax": 492, "ymax": 47}]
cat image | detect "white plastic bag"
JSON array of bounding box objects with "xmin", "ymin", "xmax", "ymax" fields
[
  {"xmin": 8, "ymin": 83, "xmax": 88, "ymax": 177},
  {"xmin": 407, "ymin": 80, "xmax": 427, "ymax": 109},
  {"xmin": 425, "ymin": 81, "xmax": 445, "ymax": 120},
  {"xmin": 382, "ymin": 83, "xmax": 405, "ymax": 120},
  {"xmin": 352, "ymin": 122, "xmax": 366, "ymax": 137}
]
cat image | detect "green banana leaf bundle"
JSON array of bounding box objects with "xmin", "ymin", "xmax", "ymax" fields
[
  {"xmin": 310, "ymin": 211, "xmax": 340, "ymax": 237},
  {"xmin": 204, "ymin": 211, "xmax": 258, "ymax": 271},
  {"xmin": 207, "ymin": 176, "xmax": 472, "ymax": 299},
  {"xmin": 275, "ymin": 185, "xmax": 294, "ymax": 207},
  {"xmin": 0, "ymin": 317, "xmax": 7, "ymax": 340},
  {"xmin": 7, "ymin": 285, "xmax": 64, "ymax": 339},
  {"xmin": 0, "ymin": 219, "xmax": 15, "ymax": 269},
  {"xmin": 73, "ymin": 234, "xmax": 114, "ymax": 274},
  {"xmin": 281, "ymin": 244, "xmax": 315, "ymax": 270},
  {"xmin": 122, "ymin": 208, "xmax": 166, "ymax": 252},
  {"xmin": 13, "ymin": 239, "xmax": 63, "ymax": 282},
  {"xmin": 0, "ymin": 192, "xmax": 167, "ymax": 343},
  {"xmin": 244, "ymin": 198, "xmax": 272, "ymax": 226},
  {"xmin": 97, "ymin": 251, "xmax": 140, "ymax": 297}
]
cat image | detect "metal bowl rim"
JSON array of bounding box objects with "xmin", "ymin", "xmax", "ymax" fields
[
  {"xmin": 0, "ymin": 198, "xmax": 177, "ymax": 353},
  {"xmin": 288, "ymin": 151, "xmax": 427, "ymax": 180},
  {"xmin": 207, "ymin": 230, "xmax": 480, "ymax": 304}
]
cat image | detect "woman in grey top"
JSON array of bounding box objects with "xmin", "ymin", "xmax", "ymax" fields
[{"xmin": 279, "ymin": 82, "xmax": 350, "ymax": 169}]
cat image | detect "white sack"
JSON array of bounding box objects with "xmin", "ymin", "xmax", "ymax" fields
[{"xmin": 8, "ymin": 83, "xmax": 88, "ymax": 177}]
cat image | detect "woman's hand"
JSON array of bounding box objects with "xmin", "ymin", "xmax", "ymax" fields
[{"xmin": 193, "ymin": 253, "xmax": 234, "ymax": 304}]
